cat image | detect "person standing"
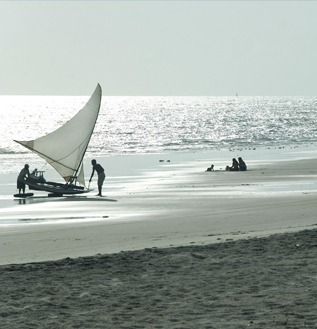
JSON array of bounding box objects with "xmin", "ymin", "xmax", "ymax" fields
[
  {"xmin": 17, "ymin": 164, "xmax": 30, "ymax": 194},
  {"xmin": 89, "ymin": 159, "xmax": 106, "ymax": 196}
]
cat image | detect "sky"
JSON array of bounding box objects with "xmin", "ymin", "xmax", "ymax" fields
[{"xmin": 0, "ymin": 0, "xmax": 316, "ymax": 96}]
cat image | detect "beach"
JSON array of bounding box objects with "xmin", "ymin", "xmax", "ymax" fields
[
  {"xmin": 1, "ymin": 229, "xmax": 317, "ymax": 328},
  {"xmin": 1, "ymin": 150, "xmax": 317, "ymax": 327},
  {"xmin": 2, "ymin": 0, "xmax": 317, "ymax": 325}
]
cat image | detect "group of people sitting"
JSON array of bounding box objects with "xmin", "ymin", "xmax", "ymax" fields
[
  {"xmin": 206, "ymin": 157, "xmax": 247, "ymax": 172},
  {"xmin": 226, "ymin": 157, "xmax": 247, "ymax": 171}
]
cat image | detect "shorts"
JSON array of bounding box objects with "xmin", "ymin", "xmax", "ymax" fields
[
  {"xmin": 17, "ymin": 179, "xmax": 25, "ymax": 189},
  {"xmin": 98, "ymin": 172, "xmax": 106, "ymax": 186}
]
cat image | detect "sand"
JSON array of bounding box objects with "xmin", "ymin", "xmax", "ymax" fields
[
  {"xmin": 1, "ymin": 229, "xmax": 317, "ymax": 328},
  {"xmin": 1, "ymin": 150, "xmax": 317, "ymax": 328}
]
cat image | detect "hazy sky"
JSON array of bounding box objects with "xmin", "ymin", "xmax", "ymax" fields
[{"xmin": 1, "ymin": 1, "xmax": 316, "ymax": 96}]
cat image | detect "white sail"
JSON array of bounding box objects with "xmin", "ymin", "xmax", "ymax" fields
[
  {"xmin": 77, "ymin": 164, "xmax": 85, "ymax": 186},
  {"xmin": 15, "ymin": 84, "xmax": 102, "ymax": 185}
]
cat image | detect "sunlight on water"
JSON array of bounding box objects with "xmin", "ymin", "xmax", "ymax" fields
[
  {"xmin": 1, "ymin": 95, "xmax": 317, "ymax": 174},
  {"xmin": 0, "ymin": 95, "xmax": 85, "ymax": 151},
  {"xmin": 95, "ymin": 96, "xmax": 317, "ymax": 155}
]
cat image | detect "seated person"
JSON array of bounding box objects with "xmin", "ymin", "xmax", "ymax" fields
[
  {"xmin": 206, "ymin": 164, "xmax": 214, "ymax": 172},
  {"xmin": 238, "ymin": 157, "xmax": 247, "ymax": 171},
  {"xmin": 226, "ymin": 158, "xmax": 239, "ymax": 171}
]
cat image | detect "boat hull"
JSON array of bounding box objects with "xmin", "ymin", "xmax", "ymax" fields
[{"xmin": 26, "ymin": 178, "xmax": 87, "ymax": 196}]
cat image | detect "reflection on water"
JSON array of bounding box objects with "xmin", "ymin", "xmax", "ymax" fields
[
  {"xmin": 19, "ymin": 214, "xmax": 109, "ymax": 223},
  {"xmin": 0, "ymin": 194, "xmax": 117, "ymax": 226},
  {"xmin": 13, "ymin": 195, "xmax": 117, "ymax": 206},
  {"xmin": 2, "ymin": 95, "xmax": 317, "ymax": 175}
]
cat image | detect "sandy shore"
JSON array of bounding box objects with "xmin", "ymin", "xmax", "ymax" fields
[
  {"xmin": 1, "ymin": 151, "xmax": 317, "ymax": 265},
  {"xmin": 1, "ymin": 150, "xmax": 317, "ymax": 327},
  {"xmin": 1, "ymin": 229, "xmax": 317, "ymax": 328}
]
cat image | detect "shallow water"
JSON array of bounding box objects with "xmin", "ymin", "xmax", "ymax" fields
[{"xmin": 1, "ymin": 95, "xmax": 317, "ymax": 174}]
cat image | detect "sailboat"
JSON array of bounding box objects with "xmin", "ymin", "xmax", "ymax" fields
[{"xmin": 14, "ymin": 84, "xmax": 102, "ymax": 196}]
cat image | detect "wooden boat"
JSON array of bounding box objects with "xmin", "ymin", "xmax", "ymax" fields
[{"xmin": 14, "ymin": 84, "xmax": 102, "ymax": 196}]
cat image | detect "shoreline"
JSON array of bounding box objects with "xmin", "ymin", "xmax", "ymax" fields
[
  {"xmin": 1, "ymin": 148, "xmax": 317, "ymax": 265},
  {"xmin": 1, "ymin": 148, "xmax": 317, "ymax": 327}
]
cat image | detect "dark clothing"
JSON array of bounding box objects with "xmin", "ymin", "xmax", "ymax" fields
[
  {"xmin": 238, "ymin": 158, "xmax": 247, "ymax": 171},
  {"xmin": 226, "ymin": 159, "xmax": 239, "ymax": 171},
  {"xmin": 17, "ymin": 167, "xmax": 30, "ymax": 193},
  {"xmin": 17, "ymin": 180, "xmax": 26, "ymax": 190},
  {"xmin": 239, "ymin": 163, "xmax": 247, "ymax": 171}
]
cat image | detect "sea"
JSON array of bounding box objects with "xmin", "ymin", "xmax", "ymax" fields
[{"xmin": 1, "ymin": 95, "xmax": 317, "ymax": 177}]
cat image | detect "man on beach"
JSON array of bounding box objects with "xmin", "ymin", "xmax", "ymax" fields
[
  {"xmin": 17, "ymin": 164, "xmax": 30, "ymax": 194},
  {"xmin": 89, "ymin": 159, "xmax": 106, "ymax": 196}
]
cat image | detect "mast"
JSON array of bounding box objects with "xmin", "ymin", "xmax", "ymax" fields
[
  {"xmin": 72, "ymin": 85, "xmax": 102, "ymax": 183},
  {"xmin": 15, "ymin": 84, "xmax": 102, "ymax": 185}
]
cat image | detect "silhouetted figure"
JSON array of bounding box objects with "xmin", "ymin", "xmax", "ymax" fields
[
  {"xmin": 238, "ymin": 157, "xmax": 247, "ymax": 171},
  {"xmin": 226, "ymin": 158, "xmax": 239, "ymax": 171},
  {"xmin": 206, "ymin": 164, "xmax": 214, "ymax": 172},
  {"xmin": 89, "ymin": 159, "xmax": 106, "ymax": 196},
  {"xmin": 17, "ymin": 164, "xmax": 30, "ymax": 194}
]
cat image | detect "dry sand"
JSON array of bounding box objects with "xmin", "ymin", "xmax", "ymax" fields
[
  {"xmin": 1, "ymin": 152, "xmax": 317, "ymax": 328},
  {"xmin": 1, "ymin": 229, "xmax": 317, "ymax": 328}
]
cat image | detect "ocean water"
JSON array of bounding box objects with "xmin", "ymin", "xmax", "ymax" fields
[{"xmin": 1, "ymin": 95, "xmax": 317, "ymax": 176}]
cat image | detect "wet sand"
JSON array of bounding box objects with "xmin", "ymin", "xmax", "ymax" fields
[
  {"xmin": 1, "ymin": 154, "xmax": 317, "ymax": 265},
  {"xmin": 1, "ymin": 152, "xmax": 317, "ymax": 328}
]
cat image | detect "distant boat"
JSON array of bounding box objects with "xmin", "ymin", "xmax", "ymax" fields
[{"xmin": 14, "ymin": 84, "xmax": 102, "ymax": 196}]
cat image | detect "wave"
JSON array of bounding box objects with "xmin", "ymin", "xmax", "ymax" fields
[
  {"xmin": 0, "ymin": 148, "xmax": 17, "ymax": 155},
  {"xmin": 2, "ymin": 95, "xmax": 317, "ymax": 157}
]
